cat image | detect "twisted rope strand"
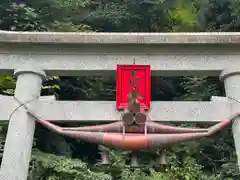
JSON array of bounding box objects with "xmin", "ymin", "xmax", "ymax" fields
[{"xmin": 9, "ymin": 96, "xmax": 39, "ymax": 121}]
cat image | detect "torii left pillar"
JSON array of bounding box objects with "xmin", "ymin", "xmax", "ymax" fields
[{"xmin": 0, "ymin": 67, "xmax": 46, "ymax": 180}]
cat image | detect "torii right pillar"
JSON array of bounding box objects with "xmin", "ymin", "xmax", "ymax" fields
[{"xmin": 220, "ymin": 69, "xmax": 240, "ymax": 170}]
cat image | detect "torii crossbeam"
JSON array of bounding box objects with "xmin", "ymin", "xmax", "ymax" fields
[{"xmin": 0, "ymin": 31, "xmax": 240, "ymax": 180}]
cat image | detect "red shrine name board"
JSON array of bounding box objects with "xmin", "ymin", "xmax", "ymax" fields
[{"xmin": 116, "ymin": 64, "xmax": 151, "ymax": 110}]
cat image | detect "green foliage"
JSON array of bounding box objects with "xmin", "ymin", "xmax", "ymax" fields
[
  {"xmin": 0, "ymin": 76, "xmax": 15, "ymax": 95},
  {"xmin": 167, "ymin": 0, "xmax": 197, "ymax": 31},
  {"xmin": 196, "ymin": 0, "xmax": 240, "ymax": 31},
  {"xmin": 25, "ymin": 0, "xmax": 93, "ymax": 32},
  {"xmin": 117, "ymin": 156, "xmax": 222, "ymax": 180},
  {"xmin": 0, "ymin": 2, "xmax": 46, "ymax": 31},
  {"xmin": 180, "ymin": 76, "xmax": 221, "ymax": 101},
  {"xmin": 83, "ymin": 0, "xmax": 173, "ymax": 32},
  {"xmin": 0, "ymin": 0, "xmax": 92, "ymax": 32},
  {"xmin": 29, "ymin": 151, "xmax": 112, "ymax": 180}
]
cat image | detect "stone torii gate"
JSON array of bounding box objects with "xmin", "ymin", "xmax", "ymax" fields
[{"xmin": 0, "ymin": 31, "xmax": 240, "ymax": 180}]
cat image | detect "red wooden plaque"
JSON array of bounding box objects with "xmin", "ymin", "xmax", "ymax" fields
[{"xmin": 116, "ymin": 64, "xmax": 151, "ymax": 110}]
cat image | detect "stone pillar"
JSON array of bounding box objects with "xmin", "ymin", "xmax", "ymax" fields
[
  {"xmin": 0, "ymin": 67, "xmax": 46, "ymax": 180},
  {"xmin": 220, "ymin": 69, "xmax": 240, "ymax": 170}
]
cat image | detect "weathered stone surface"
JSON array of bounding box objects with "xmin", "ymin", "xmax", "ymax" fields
[
  {"xmin": 0, "ymin": 68, "xmax": 46, "ymax": 180},
  {"xmin": 0, "ymin": 32, "xmax": 240, "ymax": 76},
  {"xmin": 0, "ymin": 31, "xmax": 240, "ymax": 44},
  {"xmin": 0, "ymin": 95, "xmax": 55, "ymax": 120},
  {"xmin": 0, "ymin": 94, "xmax": 232, "ymax": 123},
  {"xmin": 220, "ymin": 68, "xmax": 240, "ymax": 170},
  {"xmin": 6, "ymin": 100, "xmax": 231, "ymax": 123},
  {"xmin": 0, "ymin": 43, "xmax": 240, "ymax": 76}
]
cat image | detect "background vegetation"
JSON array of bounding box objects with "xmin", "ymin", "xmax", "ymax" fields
[{"xmin": 0, "ymin": 0, "xmax": 240, "ymax": 179}]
